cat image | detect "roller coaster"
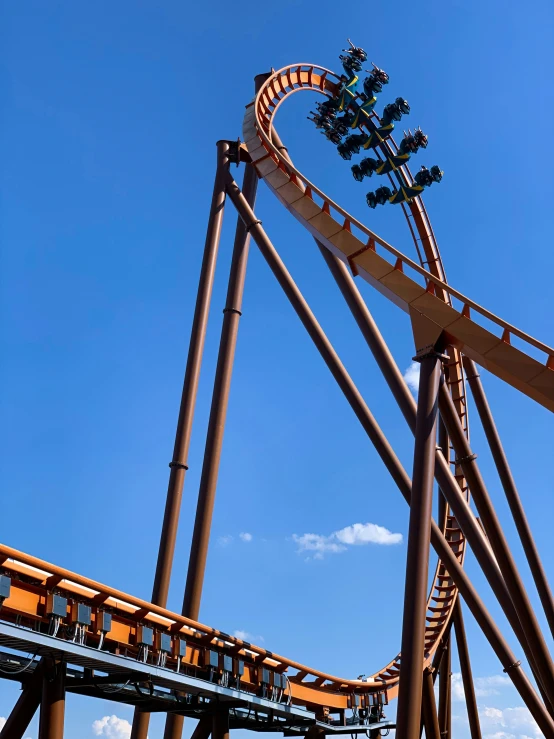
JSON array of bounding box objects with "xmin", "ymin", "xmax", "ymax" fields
[{"xmin": 1, "ymin": 44, "xmax": 553, "ymax": 739}]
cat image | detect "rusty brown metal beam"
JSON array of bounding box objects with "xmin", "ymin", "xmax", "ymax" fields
[
  {"xmin": 0, "ymin": 658, "xmax": 45, "ymax": 739},
  {"xmin": 453, "ymin": 600, "xmax": 482, "ymax": 739},
  {"xmin": 130, "ymin": 139, "xmax": 231, "ymax": 739},
  {"xmin": 463, "ymin": 356, "xmax": 554, "ymax": 639},
  {"xmin": 437, "ymin": 418, "xmax": 449, "ymax": 533},
  {"xmin": 224, "ymin": 175, "xmax": 554, "ymax": 737},
  {"xmin": 212, "ymin": 710, "xmax": 229, "ymax": 739},
  {"xmin": 315, "ymin": 245, "xmax": 542, "ymax": 675},
  {"xmin": 396, "ymin": 353, "xmax": 442, "ymax": 739},
  {"xmin": 438, "ymin": 381, "xmax": 554, "ymax": 707},
  {"xmin": 38, "ymin": 659, "xmax": 65, "ymax": 739},
  {"xmin": 421, "ymin": 668, "xmax": 441, "ymax": 739},
  {"xmin": 190, "ymin": 717, "xmax": 212, "ymax": 739},
  {"xmin": 437, "ymin": 637, "xmax": 451, "ymax": 739},
  {"xmin": 163, "ymin": 162, "xmax": 260, "ymax": 739},
  {"xmin": 181, "ymin": 163, "xmax": 258, "ymax": 620}
]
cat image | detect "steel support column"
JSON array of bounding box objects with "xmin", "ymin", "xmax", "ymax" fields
[
  {"xmin": 453, "ymin": 600, "xmax": 482, "ymax": 739},
  {"xmin": 396, "ymin": 353, "xmax": 442, "ymax": 739},
  {"xmin": 437, "ymin": 418, "xmax": 449, "ymax": 533},
  {"xmin": 163, "ymin": 163, "xmax": 259, "ymax": 739},
  {"xmin": 463, "ymin": 356, "xmax": 554, "ymax": 639},
  {"xmin": 190, "ymin": 717, "xmax": 212, "ymax": 739},
  {"xmin": 315, "ymin": 245, "xmax": 543, "ymax": 681},
  {"xmin": 131, "ymin": 139, "xmax": 230, "ymax": 739},
  {"xmin": 437, "ymin": 639, "xmax": 451, "ymax": 739},
  {"xmin": 212, "ymin": 710, "xmax": 229, "ymax": 739},
  {"xmin": 224, "ymin": 176, "xmax": 554, "ymax": 736},
  {"xmin": 421, "ymin": 668, "xmax": 441, "ymax": 739},
  {"xmin": 38, "ymin": 659, "xmax": 65, "ymax": 739},
  {"xmin": 438, "ymin": 381, "xmax": 554, "ymax": 706},
  {"xmin": 0, "ymin": 659, "xmax": 45, "ymax": 739}
]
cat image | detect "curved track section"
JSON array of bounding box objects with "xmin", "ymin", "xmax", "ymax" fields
[{"xmin": 241, "ymin": 64, "xmax": 554, "ymax": 415}]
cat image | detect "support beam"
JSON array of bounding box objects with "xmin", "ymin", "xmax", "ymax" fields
[
  {"xmin": 453, "ymin": 600, "xmax": 482, "ymax": 739},
  {"xmin": 212, "ymin": 710, "xmax": 229, "ymax": 739},
  {"xmin": 0, "ymin": 658, "xmax": 45, "ymax": 739},
  {"xmin": 191, "ymin": 717, "xmax": 212, "ymax": 739},
  {"xmin": 396, "ymin": 353, "xmax": 442, "ymax": 739},
  {"xmin": 437, "ymin": 418, "xmax": 449, "ymax": 533},
  {"xmin": 224, "ymin": 176, "xmax": 554, "ymax": 737},
  {"xmin": 163, "ymin": 162, "xmax": 260, "ymax": 739},
  {"xmin": 182, "ymin": 159, "xmax": 258, "ymax": 620},
  {"xmin": 421, "ymin": 668, "xmax": 441, "ymax": 739},
  {"xmin": 463, "ymin": 356, "xmax": 554, "ymax": 639},
  {"xmin": 439, "ymin": 381, "xmax": 554, "ymax": 707},
  {"xmin": 315, "ymin": 245, "xmax": 544, "ymax": 683},
  {"xmin": 38, "ymin": 659, "xmax": 65, "ymax": 739},
  {"xmin": 437, "ymin": 638, "xmax": 451, "ymax": 739},
  {"xmin": 130, "ymin": 140, "xmax": 230, "ymax": 739}
]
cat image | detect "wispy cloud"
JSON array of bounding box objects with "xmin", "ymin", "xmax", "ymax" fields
[
  {"xmin": 233, "ymin": 629, "xmax": 264, "ymax": 643},
  {"xmin": 293, "ymin": 522, "xmax": 402, "ymax": 559},
  {"xmin": 479, "ymin": 705, "xmax": 540, "ymax": 738},
  {"xmin": 403, "ymin": 361, "xmax": 420, "ymax": 394},
  {"xmin": 239, "ymin": 532, "xmax": 253, "ymax": 542},
  {"xmin": 452, "ymin": 673, "xmax": 512, "ymax": 702},
  {"xmin": 217, "ymin": 535, "xmax": 234, "ymax": 546}
]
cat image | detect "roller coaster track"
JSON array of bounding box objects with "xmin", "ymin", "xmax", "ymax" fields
[
  {"xmin": 1, "ymin": 60, "xmax": 553, "ymax": 739},
  {"xmin": 239, "ymin": 62, "xmax": 554, "ymax": 705}
]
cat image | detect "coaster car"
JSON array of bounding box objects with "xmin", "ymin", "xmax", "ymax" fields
[
  {"xmin": 366, "ymin": 186, "xmax": 392, "ymax": 208},
  {"xmin": 398, "ymin": 128, "xmax": 428, "ymax": 154},
  {"xmin": 382, "ymin": 98, "xmax": 410, "ymax": 125},
  {"xmin": 366, "ymin": 165, "xmax": 444, "ymax": 207},
  {"xmin": 414, "ymin": 164, "xmax": 443, "ymax": 187},
  {"xmin": 352, "ymin": 157, "xmax": 381, "ymax": 181},
  {"xmin": 363, "ymin": 65, "xmax": 389, "ymax": 96},
  {"xmin": 340, "ymin": 39, "xmax": 368, "ymax": 75},
  {"xmin": 337, "ymin": 133, "xmax": 367, "ymax": 159}
]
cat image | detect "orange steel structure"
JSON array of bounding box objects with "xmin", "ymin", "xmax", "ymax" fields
[{"xmin": 1, "ymin": 63, "xmax": 553, "ymax": 739}]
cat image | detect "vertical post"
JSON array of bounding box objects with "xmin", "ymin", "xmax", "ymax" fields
[
  {"xmin": 38, "ymin": 660, "xmax": 65, "ymax": 739},
  {"xmin": 438, "ymin": 382, "xmax": 554, "ymax": 707},
  {"xmin": 453, "ymin": 600, "xmax": 482, "ymax": 739},
  {"xmin": 130, "ymin": 140, "xmax": 230, "ymax": 739},
  {"xmin": 223, "ymin": 182, "xmax": 554, "ymax": 737},
  {"xmin": 438, "ymin": 639, "xmax": 451, "ymax": 739},
  {"xmin": 183, "ymin": 161, "xmax": 258, "ymax": 619},
  {"xmin": 0, "ymin": 659, "xmax": 45, "ymax": 739},
  {"xmin": 463, "ymin": 356, "xmax": 554, "ymax": 639},
  {"xmin": 437, "ymin": 418, "xmax": 449, "ymax": 532},
  {"xmin": 212, "ymin": 710, "xmax": 229, "ymax": 739},
  {"xmin": 163, "ymin": 164, "xmax": 260, "ymax": 739},
  {"xmin": 395, "ymin": 352, "xmax": 442, "ymax": 739},
  {"xmin": 421, "ymin": 668, "xmax": 441, "ymax": 739}
]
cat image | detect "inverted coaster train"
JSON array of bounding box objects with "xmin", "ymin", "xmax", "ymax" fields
[{"xmin": 0, "ymin": 46, "xmax": 553, "ymax": 739}]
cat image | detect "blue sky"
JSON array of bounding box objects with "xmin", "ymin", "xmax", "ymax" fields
[{"xmin": 1, "ymin": 1, "xmax": 553, "ymax": 737}]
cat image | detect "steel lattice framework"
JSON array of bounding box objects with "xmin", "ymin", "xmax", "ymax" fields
[{"xmin": 0, "ymin": 63, "xmax": 553, "ymax": 739}]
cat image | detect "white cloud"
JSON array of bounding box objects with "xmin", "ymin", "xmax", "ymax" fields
[
  {"xmin": 217, "ymin": 535, "xmax": 233, "ymax": 546},
  {"xmin": 233, "ymin": 629, "xmax": 264, "ymax": 643},
  {"xmin": 480, "ymin": 705, "xmax": 541, "ymax": 738},
  {"xmin": 293, "ymin": 522, "xmax": 402, "ymax": 559},
  {"xmin": 0, "ymin": 719, "xmax": 5, "ymax": 730},
  {"xmin": 239, "ymin": 532, "xmax": 253, "ymax": 542},
  {"xmin": 452, "ymin": 673, "xmax": 512, "ymax": 701},
  {"xmin": 403, "ymin": 361, "xmax": 420, "ymax": 394},
  {"xmin": 92, "ymin": 715, "xmax": 135, "ymax": 739}
]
